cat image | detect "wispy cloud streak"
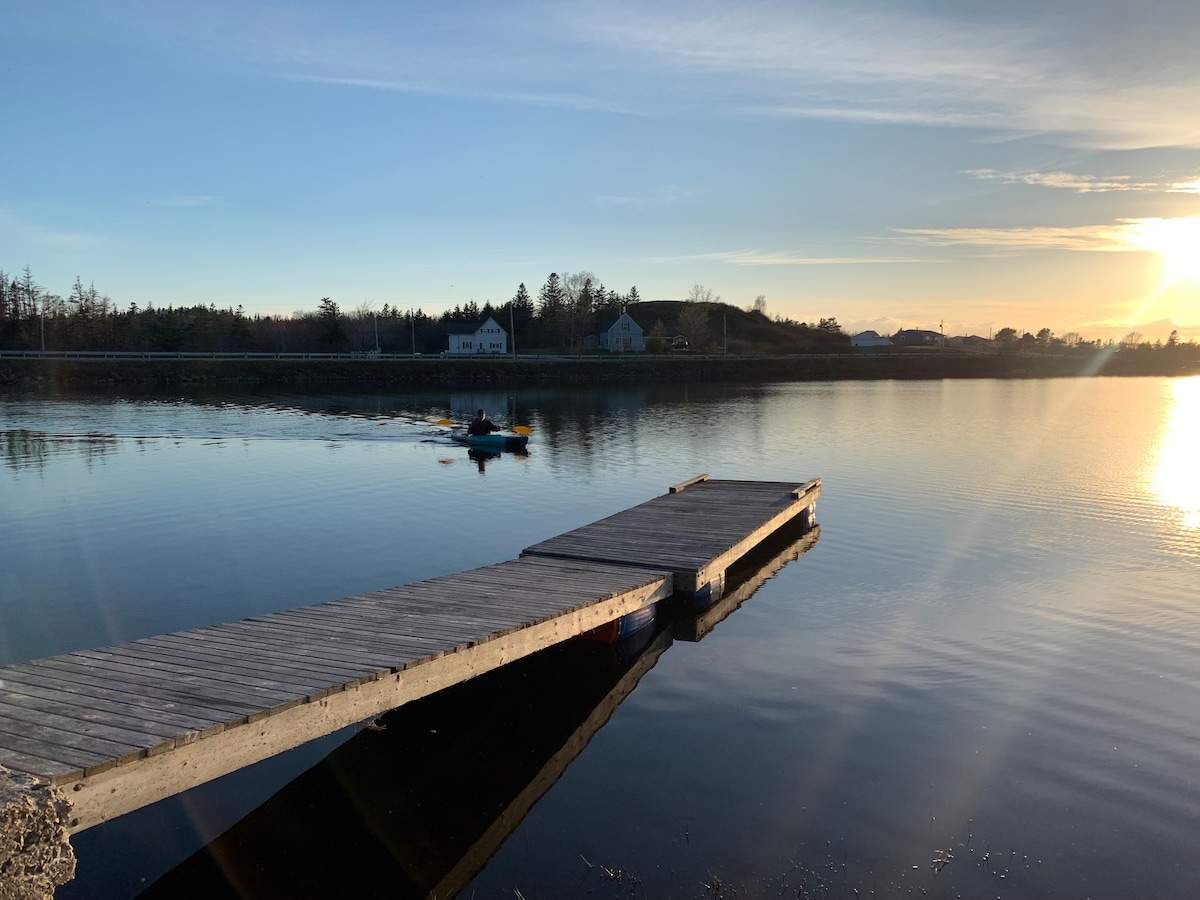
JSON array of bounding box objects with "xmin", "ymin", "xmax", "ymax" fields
[
  {"xmin": 0, "ymin": 208, "xmax": 98, "ymax": 247},
  {"xmin": 643, "ymin": 249, "xmax": 927, "ymax": 265},
  {"xmin": 148, "ymin": 195, "xmax": 218, "ymax": 207},
  {"xmin": 594, "ymin": 185, "xmax": 696, "ymax": 208},
  {"xmin": 894, "ymin": 217, "xmax": 1198, "ymax": 253},
  {"xmin": 965, "ymin": 170, "xmax": 1160, "ymax": 193},
  {"xmin": 965, "ymin": 169, "xmax": 1200, "ymax": 193}
]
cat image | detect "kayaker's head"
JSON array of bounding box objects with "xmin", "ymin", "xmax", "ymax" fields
[{"xmin": 475, "ymin": 409, "xmax": 486, "ymax": 419}]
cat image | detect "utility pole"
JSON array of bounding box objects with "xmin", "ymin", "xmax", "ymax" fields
[
  {"xmin": 510, "ymin": 299, "xmax": 516, "ymax": 360},
  {"xmin": 410, "ymin": 310, "xmax": 416, "ymax": 356},
  {"xmin": 373, "ymin": 314, "xmax": 380, "ymax": 353}
]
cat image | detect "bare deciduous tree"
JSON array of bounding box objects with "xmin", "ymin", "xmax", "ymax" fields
[
  {"xmin": 686, "ymin": 283, "xmax": 719, "ymax": 304},
  {"xmin": 677, "ymin": 304, "xmax": 710, "ymax": 347}
]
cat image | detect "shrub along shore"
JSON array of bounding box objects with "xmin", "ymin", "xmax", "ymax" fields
[{"xmin": 2, "ymin": 351, "xmax": 1196, "ymax": 390}]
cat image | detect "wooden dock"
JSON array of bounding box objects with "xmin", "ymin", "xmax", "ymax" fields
[
  {"xmin": 524, "ymin": 476, "xmax": 819, "ymax": 595},
  {"xmin": 0, "ymin": 476, "xmax": 818, "ymax": 894},
  {"xmin": 140, "ymin": 523, "xmax": 823, "ymax": 899}
]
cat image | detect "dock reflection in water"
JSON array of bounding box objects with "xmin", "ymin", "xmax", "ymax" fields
[{"xmin": 139, "ymin": 523, "xmax": 819, "ymax": 899}]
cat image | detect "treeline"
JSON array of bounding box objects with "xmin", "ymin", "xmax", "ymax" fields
[
  {"xmin": 0, "ymin": 266, "xmax": 850, "ymax": 355},
  {"xmin": 0, "ymin": 266, "xmax": 499, "ymax": 354},
  {"xmin": 0, "ymin": 267, "xmax": 642, "ymax": 354},
  {"xmin": 991, "ymin": 326, "xmax": 1198, "ymax": 356}
]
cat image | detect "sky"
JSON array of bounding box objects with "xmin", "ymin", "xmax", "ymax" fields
[{"xmin": 3, "ymin": 0, "xmax": 1199, "ymax": 341}]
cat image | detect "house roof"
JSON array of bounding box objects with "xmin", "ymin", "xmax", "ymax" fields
[
  {"xmin": 598, "ymin": 311, "xmax": 639, "ymax": 332},
  {"xmin": 445, "ymin": 317, "xmax": 506, "ymax": 335}
]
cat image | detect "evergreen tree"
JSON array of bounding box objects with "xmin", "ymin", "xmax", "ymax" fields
[
  {"xmin": 511, "ymin": 282, "xmax": 535, "ymax": 349},
  {"xmin": 625, "ymin": 285, "xmax": 641, "ymax": 306},
  {"xmin": 317, "ymin": 297, "xmax": 346, "ymax": 349},
  {"xmin": 512, "ymin": 283, "xmax": 534, "ymax": 322},
  {"xmin": 18, "ymin": 267, "xmax": 39, "ymax": 320},
  {"xmin": 595, "ymin": 285, "xmax": 622, "ymax": 316},
  {"xmin": 571, "ymin": 278, "xmax": 595, "ymax": 352},
  {"xmin": 537, "ymin": 272, "xmax": 566, "ymax": 330}
]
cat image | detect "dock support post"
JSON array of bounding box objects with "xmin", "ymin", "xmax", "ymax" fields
[{"xmin": 0, "ymin": 767, "xmax": 76, "ymax": 899}]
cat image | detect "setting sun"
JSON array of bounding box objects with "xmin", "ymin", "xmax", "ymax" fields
[{"xmin": 1131, "ymin": 217, "xmax": 1200, "ymax": 285}]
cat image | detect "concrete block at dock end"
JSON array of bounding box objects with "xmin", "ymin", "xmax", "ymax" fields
[{"xmin": 0, "ymin": 767, "xmax": 76, "ymax": 900}]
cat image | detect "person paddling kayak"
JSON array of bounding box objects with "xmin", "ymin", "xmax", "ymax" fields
[{"xmin": 466, "ymin": 409, "xmax": 501, "ymax": 436}]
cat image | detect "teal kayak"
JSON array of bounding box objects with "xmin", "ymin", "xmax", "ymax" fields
[{"xmin": 450, "ymin": 431, "xmax": 529, "ymax": 450}]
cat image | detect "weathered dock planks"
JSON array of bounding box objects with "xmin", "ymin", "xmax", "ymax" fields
[
  {"xmin": 0, "ymin": 556, "xmax": 672, "ymax": 833},
  {"xmin": 0, "ymin": 475, "xmax": 819, "ymax": 893},
  {"xmin": 523, "ymin": 476, "xmax": 820, "ymax": 594}
]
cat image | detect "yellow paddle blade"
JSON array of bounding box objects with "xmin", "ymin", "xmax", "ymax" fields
[
  {"xmin": 436, "ymin": 418, "xmax": 454, "ymax": 426},
  {"xmin": 512, "ymin": 425, "xmax": 532, "ymax": 435}
]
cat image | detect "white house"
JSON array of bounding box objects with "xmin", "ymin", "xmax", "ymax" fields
[
  {"xmin": 597, "ymin": 312, "xmax": 644, "ymax": 352},
  {"xmin": 850, "ymin": 330, "xmax": 892, "ymax": 348},
  {"xmin": 446, "ymin": 316, "xmax": 508, "ymax": 355}
]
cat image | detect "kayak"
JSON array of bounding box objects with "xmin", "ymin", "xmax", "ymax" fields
[{"xmin": 450, "ymin": 431, "xmax": 529, "ymax": 450}]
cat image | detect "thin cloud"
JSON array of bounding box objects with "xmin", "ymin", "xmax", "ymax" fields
[
  {"xmin": 965, "ymin": 169, "xmax": 1162, "ymax": 193},
  {"xmin": 0, "ymin": 208, "xmax": 99, "ymax": 247},
  {"xmin": 643, "ymin": 250, "xmax": 928, "ymax": 265},
  {"xmin": 594, "ymin": 184, "xmax": 696, "ymax": 208},
  {"xmin": 296, "ymin": 75, "xmax": 642, "ymax": 116},
  {"xmin": 1167, "ymin": 178, "xmax": 1200, "ymax": 194},
  {"xmin": 893, "ymin": 218, "xmax": 1184, "ymax": 253},
  {"xmin": 148, "ymin": 195, "xmax": 218, "ymax": 207},
  {"xmin": 595, "ymin": 195, "xmax": 642, "ymax": 208}
]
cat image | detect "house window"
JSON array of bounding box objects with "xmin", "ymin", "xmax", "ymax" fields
[{"xmin": 622, "ymin": 321, "xmax": 629, "ymax": 330}]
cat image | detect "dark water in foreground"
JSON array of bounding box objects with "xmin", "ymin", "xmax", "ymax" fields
[{"xmin": 2, "ymin": 377, "xmax": 1199, "ymax": 898}]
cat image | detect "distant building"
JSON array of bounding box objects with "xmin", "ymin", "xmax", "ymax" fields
[
  {"xmin": 446, "ymin": 316, "xmax": 508, "ymax": 355},
  {"xmin": 850, "ymin": 330, "xmax": 892, "ymax": 348},
  {"xmin": 597, "ymin": 311, "xmax": 645, "ymax": 352},
  {"xmin": 892, "ymin": 329, "xmax": 944, "ymax": 347}
]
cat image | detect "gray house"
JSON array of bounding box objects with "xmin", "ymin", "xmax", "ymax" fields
[
  {"xmin": 891, "ymin": 329, "xmax": 943, "ymax": 347},
  {"xmin": 596, "ymin": 312, "xmax": 644, "ymax": 352}
]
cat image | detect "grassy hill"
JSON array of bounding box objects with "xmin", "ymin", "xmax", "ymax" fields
[{"xmin": 625, "ymin": 301, "xmax": 851, "ymax": 355}]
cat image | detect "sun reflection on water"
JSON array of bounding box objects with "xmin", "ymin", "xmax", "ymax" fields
[{"xmin": 1152, "ymin": 377, "xmax": 1200, "ymax": 529}]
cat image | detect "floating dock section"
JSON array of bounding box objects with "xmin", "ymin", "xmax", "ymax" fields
[
  {"xmin": 0, "ymin": 475, "xmax": 819, "ymax": 894},
  {"xmin": 524, "ymin": 476, "xmax": 819, "ymax": 595}
]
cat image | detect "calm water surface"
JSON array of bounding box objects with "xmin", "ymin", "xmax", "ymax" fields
[{"xmin": 2, "ymin": 377, "xmax": 1199, "ymax": 898}]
